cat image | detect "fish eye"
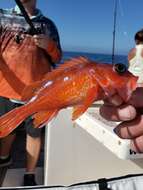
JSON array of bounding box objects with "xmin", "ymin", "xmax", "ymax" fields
[{"xmin": 113, "ymin": 63, "xmax": 127, "ymax": 74}]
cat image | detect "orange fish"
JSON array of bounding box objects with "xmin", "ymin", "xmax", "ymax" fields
[{"xmin": 0, "ymin": 57, "xmax": 138, "ymax": 138}]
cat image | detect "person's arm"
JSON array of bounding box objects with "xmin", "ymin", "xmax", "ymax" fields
[
  {"xmin": 128, "ymin": 48, "xmax": 136, "ymax": 64},
  {"xmin": 45, "ymin": 36, "xmax": 62, "ymax": 63},
  {"xmin": 33, "ymin": 20, "xmax": 62, "ymax": 64},
  {"xmin": 33, "ymin": 34, "xmax": 62, "ymax": 63},
  {"xmin": 99, "ymin": 88, "xmax": 143, "ymax": 153},
  {"xmin": 47, "ymin": 23, "xmax": 62, "ymax": 63}
]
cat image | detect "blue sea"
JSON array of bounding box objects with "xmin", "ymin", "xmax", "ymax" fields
[{"xmin": 62, "ymin": 51, "xmax": 128, "ymax": 67}]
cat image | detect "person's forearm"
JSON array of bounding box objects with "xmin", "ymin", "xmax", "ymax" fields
[{"xmin": 46, "ymin": 39, "xmax": 62, "ymax": 63}]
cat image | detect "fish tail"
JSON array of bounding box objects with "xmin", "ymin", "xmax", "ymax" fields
[{"xmin": 0, "ymin": 105, "xmax": 32, "ymax": 138}]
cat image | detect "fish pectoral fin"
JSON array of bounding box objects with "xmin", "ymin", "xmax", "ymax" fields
[
  {"xmin": 33, "ymin": 110, "xmax": 58, "ymax": 128},
  {"xmin": 72, "ymin": 86, "xmax": 100, "ymax": 120},
  {"xmin": 72, "ymin": 105, "xmax": 87, "ymax": 120},
  {"xmin": 21, "ymin": 81, "xmax": 43, "ymax": 101}
]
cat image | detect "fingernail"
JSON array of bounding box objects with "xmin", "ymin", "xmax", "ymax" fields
[
  {"xmin": 113, "ymin": 127, "xmax": 121, "ymax": 138},
  {"xmin": 113, "ymin": 127, "xmax": 118, "ymax": 134}
]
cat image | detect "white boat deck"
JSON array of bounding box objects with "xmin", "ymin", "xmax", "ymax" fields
[
  {"xmin": 1, "ymin": 102, "xmax": 143, "ymax": 188},
  {"xmin": 44, "ymin": 106, "xmax": 143, "ymax": 186},
  {"xmin": 2, "ymin": 167, "xmax": 43, "ymax": 187}
]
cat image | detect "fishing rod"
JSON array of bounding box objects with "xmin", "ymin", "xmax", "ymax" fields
[
  {"xmin": 112, "ymin": 0, "xmax": 118, "ymax": 65},
  {"xmin": 14, "ymin": 0, "xmax": 56, "ymax": 68},
  {"xmin": 14, "ymin": 0, "xmax": 37, "ymax": 34},
  {"xmin": 111, "ymin": 0, "xmax": 127, "ymax": 74}
]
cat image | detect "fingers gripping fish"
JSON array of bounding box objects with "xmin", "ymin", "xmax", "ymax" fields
[{"xmin": 0, "ymin": 57, "xmax": 138, "ymax": 137}]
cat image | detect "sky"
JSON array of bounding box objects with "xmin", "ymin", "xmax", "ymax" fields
[{"xmin": 0, "ymin": 0, "xmax": 143, "ymax": 55}]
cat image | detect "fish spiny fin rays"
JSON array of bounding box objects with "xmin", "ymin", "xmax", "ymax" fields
[
  {"xmin": 72, "ymin": 86, "xmax": 100, "ymax": 120},
  {"xmin": 56, "ymin": 56, "xmax": 90, "ymax": 70},
  {"xmin": 21, "ymin": 56, "xmax": 91, "ymax": 101},
  {"xmin": 41, "ymin": 56, "xmax": 91, "ymax": 81},
  {"xmin": 33, "ymin": 110, "xmax": 59, "ymax": 128}
]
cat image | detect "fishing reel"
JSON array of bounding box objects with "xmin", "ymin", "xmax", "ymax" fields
[
  {"xmin": 14, "ymin": 31, "xmax": 24, "ymax": 44},
  {"xmin": 113, "ymin": 63, "xmax": 127, "ymax": 74},
  {"xmin": 26, "ymin": 27, "xmax": 43, "ymax": 36},
  {"xmin": 14, "ymin": 27, "xmax": 42, "ymax": 44}
]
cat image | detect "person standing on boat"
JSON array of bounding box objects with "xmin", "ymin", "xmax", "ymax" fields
[
  {"xmin": 0, "ymin": 0, "xmax": 62, "ymax": 186},
  {"xmin": 128, "ymin": 29, "xmax": 143, "ymax": 85}
]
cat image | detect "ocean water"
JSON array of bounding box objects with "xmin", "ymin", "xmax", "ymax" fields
[{"xmin": 62, "ymin": 51, "xmax": 128, "ymax": 67}]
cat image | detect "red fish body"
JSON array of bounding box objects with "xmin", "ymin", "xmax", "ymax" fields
[{"xmin": 0, "ymin": 57, "xmax": 138, "ymax": 137}]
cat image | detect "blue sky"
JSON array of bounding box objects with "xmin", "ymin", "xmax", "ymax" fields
[{"xmin": 0, "ymin": 0, "xmax": 143, "ymax": 55}]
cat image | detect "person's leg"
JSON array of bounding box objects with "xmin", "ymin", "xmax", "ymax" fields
[
  {"xmin": 26, "ymin": 134, "xmax": 41, "ymax": 173},
  {"xmin": 0, "ymin": 133, "xmax": 16, "ymax": 167},
  {"xmin": 0, "ymin": 134, "xmax": 16, "ymax": 157},
  {"xmin": 0, "ymin": 98, "xmax": 17, "ymax": 167},
  {"xmin": 23, "ymin": 117, "xmax": 43, "ymax": 186}
]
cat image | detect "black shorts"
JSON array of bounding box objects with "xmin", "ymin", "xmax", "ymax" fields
[{"xmin": 0, "ymin": 97, "xmax": 44, "ymax": 138}]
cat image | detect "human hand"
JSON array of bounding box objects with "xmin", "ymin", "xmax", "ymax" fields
[
  {"xmin": 100, "ymin": 87, "xmax": 143, "ymax": 152},
  {"xmin": 33, "ymin": 34, "xmax": 49, "ymax": 50}
]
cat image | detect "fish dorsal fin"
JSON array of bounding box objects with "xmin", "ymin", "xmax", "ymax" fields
[
  {"xmin": 21, "ymin": 56, "xmax": 90, "ymax": 101},
  {"xmin": 42, "ymin": 56, "xmax": 90, "ymax": 81},
  {"xmin": 59, "ymin": 56, "xmax": 89, "ymax": 69}
]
